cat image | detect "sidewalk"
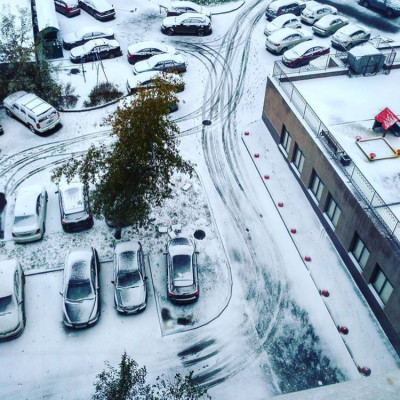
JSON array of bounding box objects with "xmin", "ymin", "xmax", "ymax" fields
[{"xmin": 241, "ymin": 119, "xmax": 399, "ymax": 375}]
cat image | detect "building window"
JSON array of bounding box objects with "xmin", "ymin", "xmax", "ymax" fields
[
  {"xmin": 372, "ymin": 267, "xmax": 393, "ymax": 305},
  {"xmin": 326, "ymin": 196, "xmax": 341, "ymax": 227},
  {"xmin": 293, "ymin": 145, "xmax": 305, "ymax": 174},
  {"xmin": 281, "ymin": 127, "xmax": 292, "ymax": 154},
  {"xmin": 351, "ymin": 235, "xmax": 370, "ymax": 270},
  {"xmin": 310, "ymin": 172, "xmax": 324, "ymax": 201}
]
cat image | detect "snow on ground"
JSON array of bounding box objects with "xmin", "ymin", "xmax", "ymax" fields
[{"xmin": 0, "ymin": 0, "xmax": 400, "ymax": 399}]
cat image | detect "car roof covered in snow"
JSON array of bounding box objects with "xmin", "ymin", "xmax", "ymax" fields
[
  {"xmin": 65, "ymin": 248, "xmax": 93, "ymax": 280},
  {"xmin": 14, "ymin": 185, "xmax": 43, "ymax": 217},
  {"xmin": 314, "ymin": 14, "xmax": 348, "ymax": 28},
  {"xmin": 0, "ymin": 260, "xmax": 19, "ymax": 298}
]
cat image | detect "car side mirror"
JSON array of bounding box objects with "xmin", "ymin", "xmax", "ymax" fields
[
  {"xmin": 163, "ymin": 251, "xmax": 168, "ymax": 255},
  {"xmin": 18, "ymin": 300, "xmax": 24, "ymax": 305},
  {"xmin": 144, "ymin": 276, "xmax": 148, "ymax": 281},
  {"xmin": 59, "ymin": 291, "xmax": 63, "ymax": 296},
  {"xmin": 195, "ymin": 251, "xmax": 200, "ymax": 254},
  {"xmin": 55, "ymin": 191, "xmax": 59, "ymax": 194},
  {"xmin": 111, "ymin": 280, "xmax": 115, "ymax": 285}
]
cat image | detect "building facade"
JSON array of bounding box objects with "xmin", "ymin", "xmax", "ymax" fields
[{"xmin": 262, "ymin": 65, "xmax": 400, "ymax": 353}]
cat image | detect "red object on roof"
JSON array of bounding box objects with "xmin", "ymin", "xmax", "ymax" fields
[{"xmin": 375, "ymin": 107, "xmax": 399, "ymax": 130}]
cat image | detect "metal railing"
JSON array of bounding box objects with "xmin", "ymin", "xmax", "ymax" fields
[{"xmin": 272, "ymin": 62, "xmax": 400, "ymax": 245}]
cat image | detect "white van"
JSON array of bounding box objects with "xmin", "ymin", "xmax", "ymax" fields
[{"xmin": 3, "ymin": 91, "xmax": 61, "ymax": 134}]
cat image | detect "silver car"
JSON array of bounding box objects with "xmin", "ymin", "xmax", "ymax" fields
[
  {"xmin": 165, "ymin": 237, "xmax": 199, "ymax": 303},
  {"xmin": 266, "ymin": 28, "xmax": 313, "ymax": 54},
  {"xmin": 12, "ymin": 185, "xmax": 47, "ymax": 243},
  {"xmin": 264, "ymin": 13, "xmax": 302, "ymax": 36},
  {"xmin": 61, "ymin": 247, "xmax": 100, "ymax": 329},
  {"xmin": 112, "ymin": 241, "xmax": 147, "ymax": 314},
  {"xmin": 0, "ymin": 260, "xmax": 25, "ymax": 341}
]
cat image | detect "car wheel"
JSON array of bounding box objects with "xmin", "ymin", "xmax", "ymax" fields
[
  {"xmin": 29, "ymin": 124, "xmax": 36, "ymax": 133},
  {"xmin": 197, "ymin": 29, "xmax": 204, "ymax": 37},
  {"xmin": 386, "ymin": 8, "xmax": 394, "ymax": 17},
  {"xmin": 109, "ymin": 53, "xmax": 115, "ymax": 59},
  {"xmin": 360, "ymin": 0, "xmax": 369, "ymax": 6},
  {"xmin": 167, "ymin": 28, "xmax": 174, "ymax": 36},
  {"xmin": 6, "ymin": 108, "xmax": 12, "ymax": 117},
  {"xmin": 280, "ymin": 47, "xmax": 288, "ymax": 55}
]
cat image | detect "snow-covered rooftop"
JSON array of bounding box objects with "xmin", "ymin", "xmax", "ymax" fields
[{"xmin": 293, "ymin": 69, "xmax": 400, "ymax": 220}]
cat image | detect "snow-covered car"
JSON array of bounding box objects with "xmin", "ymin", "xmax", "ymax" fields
[
  {"xmin": 165, "ymin": 237, "xmax": 199, "ymax": 303},
  {"xmin": 282, "ymin": 40, "xmax": 330, "ymax": 67},
  {"xmin": 331, "ymin": 24, "xmax": 371, "ymax": 50},
  {"xmin": 63, "ymin": 26, "xmax": 114, "ymax": 49},
  {"xmin": 126, "ymin": 71, "xmax": 184, "ymax": 95},
  {"xmin": 300, "ymin": 2, "xmax": 337, "ymax": 25},
  {"xmin": 70, "ymin": 38, "xmax": 122, "ymax": 63},
  {"xmin": 112, "ymin": 241, "xmax": 147, "ymax": 314},
  {"xmin": 3, "ymin": 91, "xmax": 61, "ymax": 134},
  {"xmin": 264, "ymin": 13, "xmax": 302, "ymax": 36},
  {"xmin": 55, "ymin": 0, "xmax": 81, "ymax": 17},
  {"xmin": 265, "ymin": 0, "xmax": 306, "ymax": 20},
  {"xmin": 166, "ymin": 1, "xmax": 211, "ymax": 19},
  {"xmin": 266, "ymin": 28, "xmax": 313, "ymax": 54},
  {"xmin": 312, "ymin": 14, "xmax": 349, "ymax": 37},
  {"xmin": 12, "ymin": 185, "xmax": 47, "ymax": 243},
  {"xmin": 0, "ymin": 259, "xmax": 25, "ymax": 341},
  {"xmin": 127, "ymin": 41, "xmax": 177, "ymax": 65},
  {"xmin": 161, "ymin": 13, "xmax": 212, "ymax": 37},
  {"xmin": 57, "ymin": 179, "xmax": 93, "ymax": 232},
  {"xmin": 78, "ymin": 0, "xmax": 115, "ymax": 21},
  {"xmin": 359, "ymin": 0, "xmax": 400, "ymax": 18},
  {"xmin": 133, "ymin": 53, "xmax": 186, "ymax": 75},
  {"xmin": 61, "ymin": 247, "xmax": 100, "ymax": 329}
]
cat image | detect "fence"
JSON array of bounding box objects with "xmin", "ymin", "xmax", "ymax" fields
[{"xmin": 272, "ymin": 62, "xmax": 400, "ymax": 245}]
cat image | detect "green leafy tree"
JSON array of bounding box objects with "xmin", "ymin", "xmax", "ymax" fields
[
  {"xmin": 52, "ymin": 77, "xmax": 192, "ymax": 228},
  {"xmin": 0, "ymin": 5, "xmax": 61, "ymax": 104},
  {"xmin": 92, "ymin": 351, "xmax": 210, "ymax": 400}
]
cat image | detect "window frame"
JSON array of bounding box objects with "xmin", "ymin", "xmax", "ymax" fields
[
  {"xmin": 310, "ymin": 171, "xmax": 324, "ymax": 201},
  {"xmin": 372, "ymin": 266, "xmax": 393, "ymax": 305},
  {"xmin": 292, "ymin": 144, "xmax": 305, "ymax": 174},
  {"xmin": 281, "ymin": 127, "xmax": 292, "ymax": 155},
  {"xmin": 325, "ymin": 195, "xmax": 341, "ymax": 227},
  {"xmin": 351, "ymin": 235, "xmax": 370, "ymax": 270}
]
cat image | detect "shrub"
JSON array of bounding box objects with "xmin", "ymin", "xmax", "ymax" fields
[{"xmin": 84, "ymin": 82, "xmax": 123, "ymax": 107}]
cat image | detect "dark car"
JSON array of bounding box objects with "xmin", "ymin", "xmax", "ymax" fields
[
  {"xmin": 127, "ymin": 41, "xmax": 177, "ymax": 65},
  {"xmin": 161, "ymin": 13, "xmax": 212, "ymax": 37},
  {"xmin": 133, "ymin": 53, "xmax": 186, "ymax": 75},
  {"xmin": 265, "ymin": 0, "xmax": 306, "ymax": 21},
  {"xmin": 78, "ymin": 0, "xmax": 115, "ymax": 21},
  {"xmin": 61, "ymin": 247, "xmax": 100, "ymax": 329},
  {"xmin": 112, "ymin": 241, "xmax": 147, "ymax": 314},
  {"xmin": 55, "ymin": 0, "xmax": 81, "ymax": 17},
  {"xmin": 63, "ymin": 26, "xmax": 114, "ymax": 50},
  {"xmin": 282, "ymin": 40, "xmax": 330, "ymax": 67},
  {"xmin": 57, "ymin": 179, "xmax": 93, "ymax": 232},
  {"xmin": 70, "ymin": 38, "xmax": 122, "ymax": 63},
  {"xmin": 165, "ymin": 237, "xmax": 199, "ymax": 303}
]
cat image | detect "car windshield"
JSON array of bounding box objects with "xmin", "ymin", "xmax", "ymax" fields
[
  {"xmin": 117, "ymin": 270, "xmax": 141, "ymax": 288},
  {"xmin": 172, "ymin": 255, "xmax": 193, "ymax": 286},
  {"xmin": 66, "ymin": 279, "xmax": 93, "ymax": 301},
  {"xmin": 14, "ymin": 214, "xmax": 36, "ymax": 228},
  {"xmin": 0, "ymin": 295, "xmax": 13, "ymax": 313},
  {"xmin": 64, "ymin": 210, "xmax": 87, "ymax": 221}
]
